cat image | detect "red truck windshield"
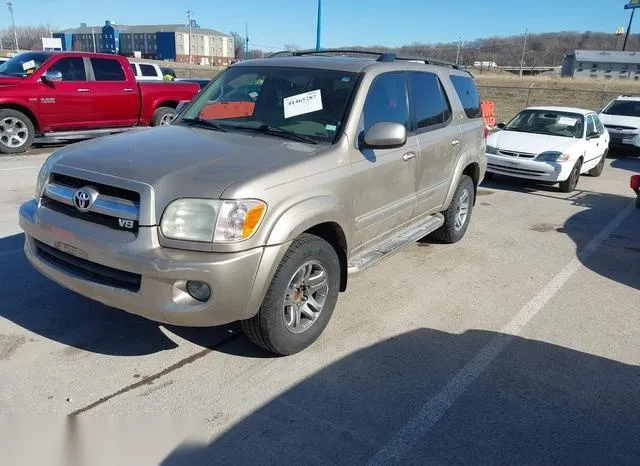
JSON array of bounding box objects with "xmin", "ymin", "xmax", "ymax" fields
[{"xmin": 0, "ymin": 52, "xmax": 52, "ymax": 78}]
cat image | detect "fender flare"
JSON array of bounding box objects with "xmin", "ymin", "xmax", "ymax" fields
[
  {"xmin": 265, "ymin": 196, "xmax": 353, "ymax": 251},
  {"xmin": 443, "ymin": 150, "xmax": 483, "ymax": 209},
  {"xmin": 244, "ymin": 196, "xmax": 353, "ymax": 316}
]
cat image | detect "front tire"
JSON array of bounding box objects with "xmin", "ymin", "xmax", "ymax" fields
[
  {"xmin": 241, "ymin": 234, "xmax": 340, "ymax": 356},
  {"xmin": 151, "ymin": 106, "xmax": 177, "ymax": 126},
  {"xmin": 0, "ymin": 109, "xmax": 35, "ymax": 154},
  {"xmin": 431, "ymin": 174, "xmax": 475, "ymax": 244},
  {"xmin": 559, "ymin": 159, "xmax": 582, "ymax": 193}
]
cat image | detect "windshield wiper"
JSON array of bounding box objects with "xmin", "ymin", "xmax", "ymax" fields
[
  {"xmin": 179, "ymin": 117, "xmax": 227, "ymax": 132},
  {"xmin": 233, "ymin": 124, "xmax": 318, "ymax": 145}
]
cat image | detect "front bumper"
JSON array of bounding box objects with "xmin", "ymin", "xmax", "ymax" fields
[
  {"xmin": 607, "ymin": 131, "xmax": 640, "ymax": 148},
  {"xmin": 485, "ymin": 153, "xmax": 574, "ymax": 182},
  {"xmin": 19, "ymin": 200, "xmax": 289, "ymax": 327}
]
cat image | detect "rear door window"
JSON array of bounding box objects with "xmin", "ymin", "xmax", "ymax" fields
[
  {"xmin": 449, "ymin": 75, "xmax": 482, "ymax": 119},
  {"xmin": 90, "ymin": 58, "xmax": 126, "ymax": 81},
  {"xmin": 408, "ymin": 72, "xmax": 452, "ymax": 132}
]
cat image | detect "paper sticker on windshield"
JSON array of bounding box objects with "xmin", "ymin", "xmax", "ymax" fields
[
  {"xmin": 22, "ymin": 60, "xmax": 36, "ymax": 71},
  {"xmin": 558, "ymin": 116, "xmax": 578, "ymax": 126},
  {"xmin": 283, "ymin": 89, "xmax": 323, "ymax": 119}
]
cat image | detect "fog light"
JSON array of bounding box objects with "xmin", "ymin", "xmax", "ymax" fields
[{"xmin": 186, "ymin": 281, "xmax": 211, "ymax": 302}]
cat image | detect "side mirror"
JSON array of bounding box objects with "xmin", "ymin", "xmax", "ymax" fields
[
  {"xmin": 362, "ymin": 122, "xmax": 407, "ymax": 149},
  {"xmin": 496, "ymin": 122, "xmax": 506, "ymax": 130},
  {"xmin": 175, "ymin": 101, "xmax": 188, "ymax": 114},
  {"xmin": 587, "ymin": 131, "xmax": 600, "ymax": 140},
  {"xmin": 43, "ymin": 70, "xmax": 63, "ymax": 82}
]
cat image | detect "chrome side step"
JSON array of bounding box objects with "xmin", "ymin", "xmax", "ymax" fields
[{"xmin": 347, "ymin": 213, "xmax": 444, "ymax": 274}]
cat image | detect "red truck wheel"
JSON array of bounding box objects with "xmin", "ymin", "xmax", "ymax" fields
[
  {"xmin": 0, "ymin": 109, "xmax": 35, "ymax": 154},
  {"xmin": 151, "ymin": 107, "xmax": 177, "ymax": 126}
]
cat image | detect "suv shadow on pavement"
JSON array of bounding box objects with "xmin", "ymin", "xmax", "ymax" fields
[
  {"xmin": 160, "ymin": 327, "xmax": 640, "ymax": 465},
  {"xmin": 560, "ymin": 191, "xmax": 640, "ymax": 291},
  {"xmin": 0, "ymin": 234, "xmax": 239, "ymax": 356}
]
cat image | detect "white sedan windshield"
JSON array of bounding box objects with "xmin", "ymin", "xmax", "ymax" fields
[{"xmin": 505, "ymin": 110, "xmax": 585, "ymax": 138}]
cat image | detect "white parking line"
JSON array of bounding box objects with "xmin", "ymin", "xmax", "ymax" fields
[
  {"xmin": 0, "ymin": 165, "xmax": 42, "ymax": 172},
  {"xmin": 369, "ymin": 200, "xmax": 637, "ymax": 465}
]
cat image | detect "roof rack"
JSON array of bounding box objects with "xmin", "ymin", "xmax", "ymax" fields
[{"xmin": 267, "ymin": 49, "xmax": 462, "ymax": 69}]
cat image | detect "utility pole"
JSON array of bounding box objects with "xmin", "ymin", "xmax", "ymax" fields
[
  {"xmin": 91, "ymin": 28, "xmax": 96, "ymax": 52},
  {"xmin": 519, "ymin": 28, "xmax": 528, "ymax": 78},
  {"xmin": 455, "ymin": 38, "xmax": 462, "ymax": 65},
  {"xmin": 623, "ymin": 8, "xmax": 636, "ymax": 51},
  {"xmin": 316, "ymin": 0, "xmax": 322, "ymax": 51},
  {"xmin": 187, "ymin": 10, "xmax": 194, "ymax": 64},
  {"xmin": 245, "ymin": 22, "xmax": 249, "ymax": 59},
  {"xmin": 7, "ymin": 1, "xmax": 18, "ymax": 52}
]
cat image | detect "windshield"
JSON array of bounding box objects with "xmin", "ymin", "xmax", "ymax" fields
[
  {"xmin": 0, "ymin": 52, "xmax": 52, "ymax": 77},
  {"xmin": 602, "ymin": 100, "xmax": 640, "ymax": 117},
  {"xmin": 178, "ymin": 65, "xmax": 359, "ymax": 143},
  {"xmin": 504, "ymin": 109, "xmax": 584, "ymax": 138}
]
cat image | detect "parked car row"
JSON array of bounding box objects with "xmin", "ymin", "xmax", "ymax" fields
[
  {"xmin": 0, "ymin": 51, "xmax": 202, "ymax": 153},
  {"xmin": 11, "ymin": 49, "xmax": 638, "ymax": 356}
]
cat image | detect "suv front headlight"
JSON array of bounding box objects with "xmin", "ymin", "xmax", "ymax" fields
[
  {"xmin": 537, "ymin": 151, "xmax": 571, "ymax": 162},
  {"xmin": 35, "ymin": 153, "xmax": 61, "ymax": 199},
  {"xmin": 160, "ymin": 198, "xmax": 267, "ymax": 243}
]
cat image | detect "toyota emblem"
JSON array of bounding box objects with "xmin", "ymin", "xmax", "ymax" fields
[{"xmin": 73, "ymin": 187, "xmax": 97, "ymax": 212}]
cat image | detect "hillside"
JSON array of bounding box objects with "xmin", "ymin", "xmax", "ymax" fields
[{"xmin": 345, "ymin": 31, "xmax": 640, "ymax": 67}]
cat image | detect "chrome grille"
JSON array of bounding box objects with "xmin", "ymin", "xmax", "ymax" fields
[
  {"xmin": 498, "ymin": 150, "xmax": 536, "ymax": 159},
  {"xmin": 604, "ymin": 124, "xmax": 637, "ymax": 131},
  {"xmin": 43, "ymin": 173, "xmax": 140, "ymax": 232}
]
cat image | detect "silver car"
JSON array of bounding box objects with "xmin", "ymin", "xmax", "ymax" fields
[{"xmin": 20, "ymin": 50, "xmax": 486, "ymax": 355}]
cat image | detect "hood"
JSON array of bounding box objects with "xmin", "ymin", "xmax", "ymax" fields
[
  {"xmin": 54, "ymin": 125, "xmax": 326, "ymax": 201},
  {"xmin": 0, "ymin": 75, "xmax": 24, "ymax": 86},
  {"xmin": 598, "ymin": 113, "xmax": 640, "ymax": 130},
  {"xmin": 488, "ymin": 130, "xmax": 579, "ymax": 155}
]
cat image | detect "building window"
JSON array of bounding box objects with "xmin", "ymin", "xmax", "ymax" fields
[{"xmin": 591, "ymin": 63, "xmax": 598, "ymax": 70}]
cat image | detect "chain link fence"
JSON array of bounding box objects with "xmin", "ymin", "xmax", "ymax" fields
[{"xmin": 478, "ymin": 84, "xmax": 622, "ymax": 124}]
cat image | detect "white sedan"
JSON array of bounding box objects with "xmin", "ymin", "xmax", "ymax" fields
[{"xmin": 485, "ymin": 106, "xmax": 610, "ymax": 192}]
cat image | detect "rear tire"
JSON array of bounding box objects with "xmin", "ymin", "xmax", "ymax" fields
[
  {"xmin": 559, "ymin": 159, "xmax": 582, "ymax": 193},
  {"xmin": 588, "ymin": 152, "xmax": 606, "ymax": 177},
  {"xmin": 151, "ymin": 106, "xmax": 176, "ymax": 126},
  {"xmin": 241, "ymin": 234, "xmax": 340, "ymax": 356},
  {"xmin": 431, "ymin": 174, "xmax": 475, "ymax": 244},
  {"xmin": 0, "ymin": 109, "xmax": 35, "ymax": 154}
]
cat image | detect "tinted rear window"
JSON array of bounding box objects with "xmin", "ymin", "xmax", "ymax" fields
[
  {"xmin": 90, "ymin": 58, "xmax": 126, "ymax": 81},
  {"xmin": 449, "ymin": 75, "xmax": 482, "ymax": 119}
]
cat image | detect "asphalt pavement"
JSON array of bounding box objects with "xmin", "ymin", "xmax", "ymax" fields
[{"xmin": 1, "ymin": 146, "xmax": 639, "ymax": 466}]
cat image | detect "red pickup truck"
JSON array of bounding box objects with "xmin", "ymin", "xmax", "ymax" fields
[{"xmin": 0, "ymin": 51, "xmax": 200, "ymax": 153}]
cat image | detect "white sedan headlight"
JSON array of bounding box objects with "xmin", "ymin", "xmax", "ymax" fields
[
  {"xmin": 537, "ymin": 151, "xmax": 571, "ymax": 162},
  {"xmin": 160, "ymin": 198, "xmax": 267, "ymax": 243},
  {"xmin": 486, "ymin": 145, "xmax": 498, "ymax": 154}
]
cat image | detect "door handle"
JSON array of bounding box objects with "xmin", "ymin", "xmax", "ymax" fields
[
  {"xmin": 451, "ymin": 139, "xmax": 461, "ymax": 146},
  {"xmin": 402, "ymin": 152, "xmax": 417, "ymax": 161},
  {"xmin": 123, "ymin": 88, "xmax": 134, "ymax": 92},
  {"xmin": 77, "ymin": 88, "xmax": 89, "ymax": 92}
]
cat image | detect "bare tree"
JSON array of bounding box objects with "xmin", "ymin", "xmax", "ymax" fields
[
  {"xmin": 230, "ymin": 31, "xmax": 246, "ymax": 59},
  {"xmin": 1, "ymin": 24, "xmax": 57, "ymax": 51},
  {"xmin": 284, "ymin": 44, "xmax": 300, "ymax": 52}
]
